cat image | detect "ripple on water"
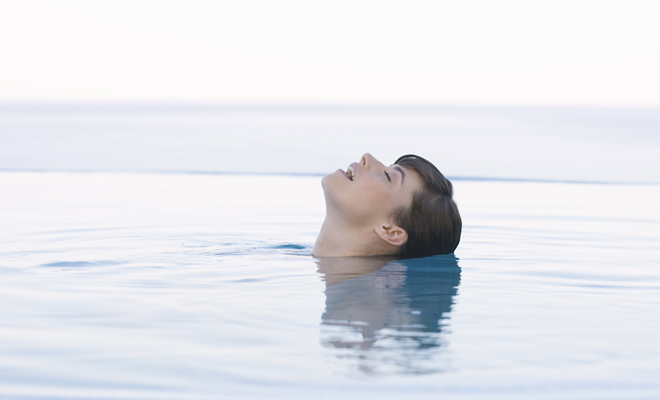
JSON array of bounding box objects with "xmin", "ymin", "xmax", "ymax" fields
[
  {"xmin": 39, "ymin": 260, "xmax": 126, "ymax": 268},
  {"xmin": 1, "ymin": 173, "xmax": 660, "ymax": 399}
]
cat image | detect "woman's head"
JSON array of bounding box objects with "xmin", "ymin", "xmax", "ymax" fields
[{"xmin": 314, "ymin": 153, "xmax": 461, "ymax": 258}]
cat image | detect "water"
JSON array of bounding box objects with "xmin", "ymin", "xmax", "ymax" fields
[
  {"xmin": 1, "ymin": 171, "xmax": 659, "ymax": 399},
  {"xmin": 1, "ymin": 104, "xmax": 659, "ymax": 398}
]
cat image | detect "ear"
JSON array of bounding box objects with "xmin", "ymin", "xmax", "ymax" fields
[{"xmin": 374, "ymin": 222, "xmax": 408, "ymax": 247}]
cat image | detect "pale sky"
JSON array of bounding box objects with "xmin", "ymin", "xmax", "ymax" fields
[{"xmin": 1, "ymin": 0, "xmax": 659, "ymax": 106}]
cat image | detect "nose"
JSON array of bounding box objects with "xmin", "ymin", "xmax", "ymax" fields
[
  {"xmin": 361, "ymin": 153, "xmax": 371, "ymax": 169},
  {"xmin": 361, "ymin": 153, "xmax": 383, "ymax": 170}
]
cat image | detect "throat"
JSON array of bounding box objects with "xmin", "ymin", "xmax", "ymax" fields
[
  {"xmin": 312, "ymin": 218, "xmax": 355, "ymax": 257},
  {"xmin": 312, "ymin": 217, "xmax": 394, "ymax": 257}
]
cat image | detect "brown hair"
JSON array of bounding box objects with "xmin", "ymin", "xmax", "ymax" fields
[{"xmin": 393, "ymin": 155, "xmax": 462, "ymax": 258}]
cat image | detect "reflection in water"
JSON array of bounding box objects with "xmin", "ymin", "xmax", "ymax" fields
[{"xmin": 316, "ymin": 255, "xmax": 461, "ymax": 376}]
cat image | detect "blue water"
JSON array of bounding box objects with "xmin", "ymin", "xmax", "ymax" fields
[{"xmin": 1, "ymin": 171, "xmax": 659, "ymax": 399}]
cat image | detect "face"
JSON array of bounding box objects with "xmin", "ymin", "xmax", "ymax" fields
[{"xmin": 322, "ymin": 153, "xmax": 424, "ymax": 227}]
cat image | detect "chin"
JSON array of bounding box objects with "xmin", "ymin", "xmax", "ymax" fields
[
  {"xmin": 320, "ymin": 171, "xmax": 348, "ymax": 209},
  {"xmin": 320, "ymin": 172, "xmax": 334, "ymax": 192},
  {"xmin": 321, "ymin": 170, "xmax": 343, "ymax": 191}
]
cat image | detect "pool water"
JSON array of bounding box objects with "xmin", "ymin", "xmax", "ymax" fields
[{"xmin": 1, "ymin": 172, "xmax": 660, "ymax": 399}]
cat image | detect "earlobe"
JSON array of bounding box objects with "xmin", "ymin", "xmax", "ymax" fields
[{"xmin": 374, "ymin": 223, "xmax": 408, "ymax": 247}]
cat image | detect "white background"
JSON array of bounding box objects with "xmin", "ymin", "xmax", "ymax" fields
[{"xmin": 1, "ymin": 0, "xmax": 659, "ymax": 106}]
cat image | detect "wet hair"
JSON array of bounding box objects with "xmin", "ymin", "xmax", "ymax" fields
[{"xmin": 392, "ymin": 154, "xmax": 462, "ymax": 258}]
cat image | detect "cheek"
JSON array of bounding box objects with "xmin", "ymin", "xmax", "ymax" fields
[
  {"xmin": 361, "ymin": 182, "xmax": 393, "ymax": 203},
  {"xmin": 351, "ymin": 182, "xmax": 399, "ymax": 219},
  {"xmin": 323, "ymin": 175, "xmax": 400, "ymax": 223}
]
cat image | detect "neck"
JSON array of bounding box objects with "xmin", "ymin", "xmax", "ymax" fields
[{"xmin": 312, "ymin": 213, "xmax": 392, "ymax": 257}]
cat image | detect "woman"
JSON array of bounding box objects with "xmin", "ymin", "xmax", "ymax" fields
[{"xmin": 312, "ymin": 153, "xmax": 461, "ymax": 258}]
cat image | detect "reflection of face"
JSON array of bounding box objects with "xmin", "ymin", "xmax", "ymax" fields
[{"xmin": 321, "ymin": 153, "xmax": 423, "ymax": 227}]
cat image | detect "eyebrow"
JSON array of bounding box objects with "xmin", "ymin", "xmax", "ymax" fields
[{"xmin": 393, "ymin": 165, "xmax": 405, "ymax": 185}]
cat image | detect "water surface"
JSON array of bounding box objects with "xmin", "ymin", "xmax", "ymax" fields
[{"xmin": 1, "ymin": 172, "xmax": 659, "ymax": 399}]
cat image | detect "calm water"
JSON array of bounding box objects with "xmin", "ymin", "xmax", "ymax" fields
[{"xmin": 1, "ymin": 172, "xmax": 659, "ymax": 399}]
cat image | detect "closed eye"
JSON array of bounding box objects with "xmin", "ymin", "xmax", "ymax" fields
[{"xmin": 384, "ymin": 171, "xmax": 391, "ymax": 182}]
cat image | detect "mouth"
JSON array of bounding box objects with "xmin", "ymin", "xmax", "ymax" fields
[{"xmin": 346, "ymin": 162, "xmax": 357, "ymax": 181}]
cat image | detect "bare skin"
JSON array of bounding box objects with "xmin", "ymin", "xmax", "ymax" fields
[{"xmin": 312, "ymin": 153, "xmax": 423, "ymax": 257}]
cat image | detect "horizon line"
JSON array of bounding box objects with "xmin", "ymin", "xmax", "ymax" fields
[{"xmin": 1, "ymin": 168, "xmax": 657, "ymax": 186}]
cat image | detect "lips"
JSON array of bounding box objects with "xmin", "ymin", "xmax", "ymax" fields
[
  {"xmin": 346, "ymin": 162, "xmax": 357, "ymax": 181},
  {"xmin": 339, "ymin": 169, "xmax": 351, "ymax": 180}
]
